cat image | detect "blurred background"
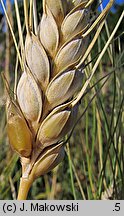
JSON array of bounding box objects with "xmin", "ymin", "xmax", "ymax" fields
[{"xmin": 0, "ymin": 0, "xmax": 124, "ymax": 200}]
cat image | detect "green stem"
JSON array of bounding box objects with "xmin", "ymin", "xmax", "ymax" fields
[{"xmin": 67, "ymin": 143, "xmax": 77, "ymax": 200}]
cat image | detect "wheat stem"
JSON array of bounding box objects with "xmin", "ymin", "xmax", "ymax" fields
[{"xmin": 17, "ymin": 177, "xmax": 33, "ymax": 200}]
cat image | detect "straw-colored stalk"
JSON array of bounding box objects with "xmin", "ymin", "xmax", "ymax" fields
[{"xmin": 3, "ymin": 0, "xmax": 114, "ymax": 199}]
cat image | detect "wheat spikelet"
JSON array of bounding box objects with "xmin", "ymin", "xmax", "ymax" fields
[{"xmin": 5, "ymin": 0, "xmax": 114, "ymax": 199}]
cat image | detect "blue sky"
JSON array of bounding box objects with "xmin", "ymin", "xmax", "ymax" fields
[
  {"xmin": 0, "ymin": 0, "xmax": 124, "ymax": 13},
  {"xmin": 100, "ymin": 0, "xmax": 124, "ymax": 8}
]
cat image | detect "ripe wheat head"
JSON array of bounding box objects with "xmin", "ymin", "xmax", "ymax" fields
[{"xmin": 6, "ymin": 0, "xmax": 113, "ymax": 182}]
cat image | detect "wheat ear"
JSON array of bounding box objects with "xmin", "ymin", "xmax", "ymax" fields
[{"xmin": 4, "ymin": 0, "xmax": 114, "ymax": 199}]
